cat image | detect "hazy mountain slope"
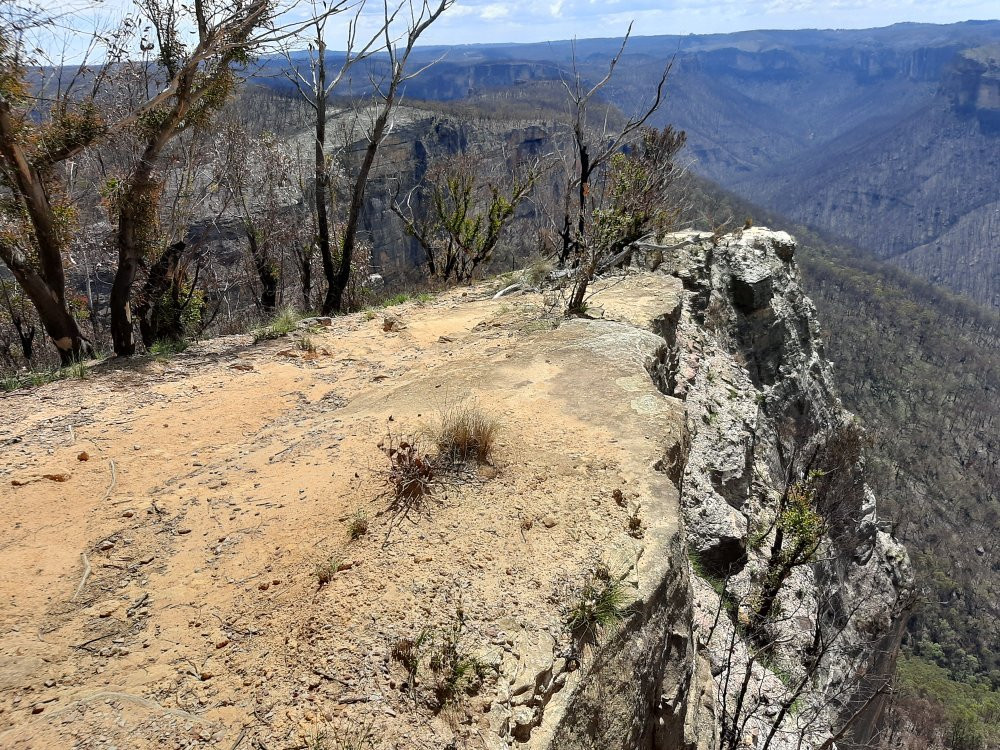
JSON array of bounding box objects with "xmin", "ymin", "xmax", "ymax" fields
[
  {"xmin": 731, "ymin": 49, "xmax": 1000, "ymax": 306},
  {"xmin": 607, "ymin": 28, "xmax": 1000, "ymax": 307},
  {"xmin": 302, "ymin": 21, "xmax": 1000, "ymax": 305}
]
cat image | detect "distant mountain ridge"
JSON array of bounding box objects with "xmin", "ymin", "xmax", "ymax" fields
[{"xmin": 265, "ymin": 20, "xmax": 1000, "ymax": 306}]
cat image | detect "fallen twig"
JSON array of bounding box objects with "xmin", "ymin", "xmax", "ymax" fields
[
  {"xmin": 73, "ymin": 631, "xmax": 117, "ymax": 651},
  {"xmin": 72, "ymin": 552, "xmax": 91, "ymax": 601},
  {"xmin": 230, "ymin": 727, "xmax": 247, "ymax": 750},
  {"xmin": 100, "ymin": 459, "xmax": 117, "ymax": 503}
]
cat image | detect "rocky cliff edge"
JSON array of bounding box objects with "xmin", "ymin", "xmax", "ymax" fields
[{"xmin": 0, "ymin": 229, "xmax": 909, "ymax": 750}]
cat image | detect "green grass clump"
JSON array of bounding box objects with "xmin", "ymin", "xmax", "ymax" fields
[
  {"xmin": 522, "ymin": 258, "xmax": 553, "ymax": 288},
  {"xmin": 566, "ymin": 569, "xmax": 630, "ymax": 641},
  {"xmin": 149, "ymin": 338, "xmax": 188, "ymax": 356},
  {"xmin": 380, "ymin": 293, "xmax": 411, "ymax": 308},
  {"xmin": 314, "ymin": 554, "xmax": 345, "ymax": 587},
  {"xmin": 253, "ymin": 307, "xmax": 304, "ymax": 343},
  {"xmin": 1, "ymin": 361, "xmax": 91, "ymax": 392}
]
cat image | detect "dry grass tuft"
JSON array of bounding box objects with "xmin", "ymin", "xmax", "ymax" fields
[
  {"xmin": 315, "ymin": 554, "xmax": 344, "ymax": 587},
  {"xmin": 347, "ymin": 510, "xmax": 369, "ymax": 540},
  {"xmin": 435, "ymin": 402, "xmax": 499, "ymax": 464}
]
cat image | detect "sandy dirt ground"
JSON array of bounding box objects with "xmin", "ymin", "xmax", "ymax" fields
[{"xmin": 0, "ymin": 275, "xmax": 683, "ymax": 750}]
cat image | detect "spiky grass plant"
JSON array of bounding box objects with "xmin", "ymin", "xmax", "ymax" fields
[
  {"xmin": 435, "ymin": 402, "xmax": 499, "ymax": 464},
  {"xmin": 566, "ymin": 570, "xmax": 630, "ymax": 641},
  {"xmin": 253, "ymin": 307, "xmax": 303, "ymax": 343}
]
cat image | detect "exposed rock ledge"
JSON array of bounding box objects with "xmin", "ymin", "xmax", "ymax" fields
[
  {"xmin": 0, "ymin": 229, "xmax": 908, "ymax": 750},
  {"xmin": 534, "ymin": 228, "xmax": 911, "ymax": 750}
]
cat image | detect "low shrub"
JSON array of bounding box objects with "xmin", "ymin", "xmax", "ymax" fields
[
  {"xmin": 315, "ymin": 554, "xmax": 345, "ymax": 587},
  {"xmin": 379, "ymin": 433, "xmax": 436, "ymax": 507}
]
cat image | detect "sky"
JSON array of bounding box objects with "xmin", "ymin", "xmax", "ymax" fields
[
  {"xmin": 419, "ymin": 0, "xmax": 999, "ymax": 45},
  {"xmin": 25, "ymin": 0, "xmax": 1000, "ymax": 64}
]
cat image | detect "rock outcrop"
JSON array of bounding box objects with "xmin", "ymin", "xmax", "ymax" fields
[
  {"xmin": 515, "ymin": 227, "xmax": 911, "ymax": 750},
  {"xmin": 633, "ymin": 227, "xmax": 912, "ymax": 749},
  {"xmin": 0, "ymin": 229, "xmax": 911, "ymax": 750}
]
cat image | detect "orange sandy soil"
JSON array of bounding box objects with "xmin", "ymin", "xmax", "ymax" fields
[{"xmin": 0, "ymin": 275, "xmax": 683, "ymax": 749}]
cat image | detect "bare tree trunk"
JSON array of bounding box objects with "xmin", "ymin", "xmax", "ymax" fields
[
  {"xmin": 135, "ymin": 240, "xmax": 187, "ymax": 347},
  {"xmin": 313, "ymin": 38, "xmax": 336, "ymax": 313},
  {"xmin": 12, "ymin": 316, "xmax": 35, "ymax": 361},
  {"xmin": 246, "ymin": 229, "xmax": 278, "ymax": 313},
  {"xmin": 300, "ymin": 244, "xmax": 313, "ymax": 309},
  {"xmin": 109, "ymin": 252, "xmax": 139, "ymax": 356},
  {"xmin": 110, "ymin": 112, "xmax": 181, "ymax": 356},
  {"xmin": 0, "ymin": 101, "xmax": 92, "ymax": 363},
  {"xmin": 325, "ymin": 99, "xmax": 391, "ymax": 314},
  {"xmin": 0, "ymin": 242, "xmax": 92, "ymax": 364},
  {"xmin": 1, "ymin": 277, "xmax": 36, "ymax": 361}
]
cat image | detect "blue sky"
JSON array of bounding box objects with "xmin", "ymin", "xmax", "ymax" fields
[
  {"xmin": 33, "ymin": 0, "xmax": 1000, "ymax": 64},
  {"xmin": 421, "ymin": 0, "xmax": 999, "ymax": 45}
]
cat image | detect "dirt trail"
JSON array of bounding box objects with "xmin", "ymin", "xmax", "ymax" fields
[{"xmin": 0, "ymin": 276, "xmax": 684, "ymax": 749}]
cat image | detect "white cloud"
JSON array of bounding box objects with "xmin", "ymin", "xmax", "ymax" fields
[
  {"xmin": 480, "ymin": 3, "xmax": 510, "ymax": 19},
  {"xmin": 422, "ymin": 0, "xmax": 998, "ymax": 46}
]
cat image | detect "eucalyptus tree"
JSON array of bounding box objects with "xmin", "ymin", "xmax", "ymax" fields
[
  {"xmin": 0, "ymin": 2, "xmax": 126, "ymax": 362},
  {"xmin": 551, "ymin": 25, "xmax": 683, "ymax": 314},
  {"xmin": 105, "ymin": 0, "xmax": 333, "ymax": 355},
  {"xmin": 0, "ymin": 0, "xmax": 337, "ymax": 360},
  {"xmin": 391, "ymin": 151, "xmax": 545, "ymax": 283}
]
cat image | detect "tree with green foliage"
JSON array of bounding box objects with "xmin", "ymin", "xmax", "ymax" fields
[
  {"xmin": 752, "ymin": 476, "xmax": 826, "ymax": 628},
  {"xmin": 1, "ymin": 0, "xmax": 333, "ymax": 360},
  {"xmin": 0, "ymin": 3, "xmax": 113, "ymax": 363},
  {"xmin": 392, "ymin": 152, "xmax": 543, "ymax": 283},
  {"xmin": 106, "ymin": 0, "xmax": 291, "ymax": 356}
]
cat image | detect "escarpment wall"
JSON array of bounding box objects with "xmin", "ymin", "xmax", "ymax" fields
[
  {"xmin": 645, "ymin": 227, "xmax": 912, "ymax": 749},
  {"xmin": 535, "ymin": 228, "xmax": 911, "ymax": 750}
]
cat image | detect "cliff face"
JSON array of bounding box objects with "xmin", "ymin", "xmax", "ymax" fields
[
  {"xmin": 946, "ymin": 46, "xmax": 1000, "ymax": 132},
  {"xmin": 340, "ymin": 108, "xmax": 554, "ymax": 278},
  {"xmin": 630, "ymin": 228, "xmax": 910, "ymax": 749},
  {"xmin": 517, "ymin": 229, "xmax": 911, "ymax": 750}
]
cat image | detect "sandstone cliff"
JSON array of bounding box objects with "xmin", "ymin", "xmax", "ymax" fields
[
  {"xmin": 636, "ymin": 227, "xmax": 913, "ymax": 749},
  {"xmin": 0, "ymin": 229, "xmax": 909, "ymax": 750}
]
